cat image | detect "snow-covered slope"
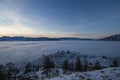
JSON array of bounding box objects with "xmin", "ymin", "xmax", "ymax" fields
[
  {"xmin": 0, "ymin": 51, "xmax": 119, "ymax": 80},
  {"xmin": 100, "ymin": 34, "xmax": 120, "ymax": 41},
  {"xmin": 45, "ymin": 67, "xmax": 120, "ymax": 80},
  {"xmin": 31, "ymin": 50, "xmax": 118, "ymax": 69}
]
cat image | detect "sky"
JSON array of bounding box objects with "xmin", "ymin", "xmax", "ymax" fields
[{"xmin": 0, "ymin": 0, "xmax": 120, "ymax": 38}]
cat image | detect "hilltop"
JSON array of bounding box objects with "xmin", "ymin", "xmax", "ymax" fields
[{"xmin": 99, "ymin": 34, "xmax": 120, "ymax": 41}]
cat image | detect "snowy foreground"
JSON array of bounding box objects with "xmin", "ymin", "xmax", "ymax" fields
[
  {"xmin": 44, "ymin": 67, "xmax": 120, "ymax": 80},
  {"xmin": 23, "ymin": 51, "xmax": 120, "ymax": 80},
  {"xmin": 35, "ymin": 51, "xmax": 120, "ymax": 80},
  {"xmin": 0, "ymin": 50, "xmax": 120, "ymax": 80}
]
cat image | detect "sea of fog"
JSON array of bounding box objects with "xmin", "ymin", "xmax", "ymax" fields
[{"xmin": 0, "ymin": 41, "xmax": 120, "ymax": 64}]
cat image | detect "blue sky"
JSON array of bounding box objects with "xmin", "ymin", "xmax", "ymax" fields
[{"xmin": 0, "ymin": 0, "xmax": 120, "ymax": 38}]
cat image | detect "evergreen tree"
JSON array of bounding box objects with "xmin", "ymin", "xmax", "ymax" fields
[
  {"xmin": 0, "ymin": 65, "xmax": 7, "ymax": 80},
  {"xmin": 43, "ymin": 56, "xmax": 55, "ymax": 78},
  {"xmin": 112, "ymin": 58, "xmax": 119, "ymax": 67},
  {"xmin": 6, "ymin": 63, "xmax": 15, "ymax": 79},
  {"xmin": 69, "ymin": 62, "xmax": 74, "ymax": 71},
  {"xmin": 24, "ymin": 63, "xmax": 32, "ymax": 74},
  {"xmin": 43, "ymin": 56, "xmax": 54, "ymax": 69},
  {"xmin": 67, "ymin": 50, "xmax": 70, "ymax": 54},
  {"xmin": 95, "ymin": 60, "xmax": 101, "ymax": 70},
  {"xmin": 84, "ymin": 55, "xmax": 88, "ymax": 71},
  {"xmin": 35, "ymin": 66, "xmax": 40, "ymax": 71},
  {"xmin": 56, "ymin": 69, "xmax": 59, "ymax": 76},
  {"xmin": 4, "ymin": 63, "xmax": 20, "ymax": 79},
  {"xmin": 62, "ymin": 59, "xmax": 69, "ymax": 73},
  {"xmin": 75, "ymin": 57, "xmax": 81, "ymax": 71},
  {"xmin": 51, "ymin": 60, "xmax": 55, "ymax": 68},
  {"xmin": 57, "ymin": 50, "xmax": 60, "ymax": 53}
]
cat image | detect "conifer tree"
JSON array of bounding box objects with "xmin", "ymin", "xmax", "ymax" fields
[
  {"xmin": 6, "ymin": 63, "xmax": 15, "ymax": 79},
  {"xmin": 75, "ymin": 57, "xmax": 81, "ymax": 71},
  {"xmin": 62, "ymin": 59, "xmax": 69, "ymax": 73},
  {"xmin": 0, "ymin": 65, "xmax": 7, "ymax": 80},
  {"xmin": 112, "ymin": 58, "xmax": 119, "ymax": 67},
  {"xmin": 84, "ymin": 55, "xmax": 88, "ymax": 71},
  {"xmin": 24, "ymin": 63, "xmax": 32, "ymax": 74},
  {"xmin": 43, "ymin": 56, "xmax": 54, "ymax": 69},
  {"xmin": 51, "ymin": 60, "xmax": 55, "ymax": 68},
  {"xmin": 69, "ymin": 62, "xmax": 74, "ymax": 71},
  {"xmin": 95, "ymin": 60, "xmax": 101, "ymax": 70}
]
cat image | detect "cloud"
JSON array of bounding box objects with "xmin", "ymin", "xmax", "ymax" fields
[
  {"xmin": 0, "ymin": 0, "xmax": 67, "ymax": 37},
  {"xmin": 0, "ymin": 0, "xmax": 43, "ymax": 36},
  {"xmin": 0, "ymin": 10, "xmax": 39, "ymax": 36}
]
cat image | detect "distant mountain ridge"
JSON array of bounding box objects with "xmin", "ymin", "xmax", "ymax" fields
[
  {"xmin": 0, "ymin": 36, "xmax": 92, "ymax": 41},
  {"xmin": 1, "ymin": 34, "xmax": 120, "ymax": 41},
  {"xmin": 100, "ymin": 34, "xmax": 120, "ymax": 41}
]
